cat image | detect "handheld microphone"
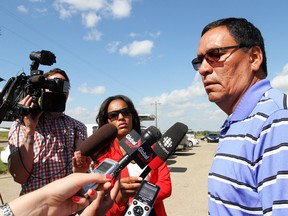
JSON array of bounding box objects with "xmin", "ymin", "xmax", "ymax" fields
[
  {"xmin": 79, "ymin": 124, "xmax": 118, "ymax": 156},
  {"xmin": 140, "ymin": 122, "xmax": 188, "ymax": 178},
  {"xmin": 112, "ymin": 126, "xmax": 162, "ymax": 177},
  {"xmin": 80, "ymin": 126, "xmax": 161, "ymax": 197}
]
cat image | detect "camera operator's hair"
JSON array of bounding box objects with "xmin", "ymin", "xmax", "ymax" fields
[
  {"xmin": 96, "ymin": 94, "xmax": 141, "ymax": 134},
  {"xmin": 201, "ymin": 17, "xmax": 267, "ymax": 76},
  {"xmin": 44, "ymin": 68, "xmax": 70, "ymax": 82}
]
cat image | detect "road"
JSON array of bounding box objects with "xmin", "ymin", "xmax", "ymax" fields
[{"xmin": 0, "ymin": 141, "xmax": 217, "ymax": 215}]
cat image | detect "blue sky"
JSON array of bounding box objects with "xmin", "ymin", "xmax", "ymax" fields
[{"xmin": 1, "ymin": 0, "xmax": 288, "ymax": 132}]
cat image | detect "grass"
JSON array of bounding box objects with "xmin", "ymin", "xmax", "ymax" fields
[
  {"xmin": 0, "ymin": 147, "xmax": 8, "ymax": 174},
  {"xmin": 0, "ymin": 131, "xmax": 8, "ymax": 174}
]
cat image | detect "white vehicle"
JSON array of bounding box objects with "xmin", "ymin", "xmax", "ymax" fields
[
  {"xmin": 177, "ymin": 134, "xmax": 188, "ymax": 151},
  {"xmin": 186, "ymin": 131, "xmax": 199, "ymax": 148},
  {"xmin": 0, "ymin": 144, "xmax": 10, "ymax": 164},
  {"xmin": 85, "ymin": 124, "xmax": 99, "ymax": 136},
  {"xmin": 0, "ymin": 127, "xmax": 10, "ymax": 164}
]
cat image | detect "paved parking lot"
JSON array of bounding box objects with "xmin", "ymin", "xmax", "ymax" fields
[
  {"xmin": 0, "ymin": 141, "xmax": 217, "ymax": 216},
  {"xmin": 164, "ymin": 141, "xmax": 217, "ymax": 216}
]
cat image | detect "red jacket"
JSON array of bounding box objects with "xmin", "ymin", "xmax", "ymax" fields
[{"xmin": 95, "ymin": 140, "xmax": 172, "ymax": 216}]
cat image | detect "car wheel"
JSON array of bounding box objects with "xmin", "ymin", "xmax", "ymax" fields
[{"xmin": 187, "ymin": 141, "xmax": 193, "ymax": 148}]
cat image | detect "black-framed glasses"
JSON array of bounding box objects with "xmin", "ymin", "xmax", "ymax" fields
[
  {"xmin": 191, "ymin": 45, "xmax": 245, "ymax": 71},
  {"xmin": 107, "ymin": 107, "xmax": 131, "ymax": 121}
]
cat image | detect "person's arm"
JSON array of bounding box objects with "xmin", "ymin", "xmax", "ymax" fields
[
  {"xmin": 150, "ymin": 162, "xmax": 172, "ymax": 205},
  {"xmin": 0, "ymin": 172, "xmax": 118, "ymax": 216},
  {"xmin": 8, "ymin": 96, "xmax": 42, "ymax": 184}
]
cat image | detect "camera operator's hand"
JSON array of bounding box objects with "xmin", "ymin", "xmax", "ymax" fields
[
  {"xmin": 8, "ymin": 95, "xmax": 43, "ymax": 184},
  {"xmin": 20, "ymin": 95, "xmax": 43, "ymax": 133}
]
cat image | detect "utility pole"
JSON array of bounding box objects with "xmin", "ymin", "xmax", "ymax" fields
[{"xmin": 152, "ymin": 101, "xmax": 161, "ymax": 128}]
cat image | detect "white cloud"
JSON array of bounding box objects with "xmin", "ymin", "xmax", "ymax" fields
[
  {"xmin": 138, "ymin": 74, "xmax": 226, "ymax": 131},
  {"xmin": 65, "ymin": 106, "xmax": 97, "ymax": 124},
  {"xmin": 78, "ymin": 83, "xmax": 105, "ymax": 94},
  {"xmin": 53, "ymin": 0, "xmax": 133, "ymax": 40},
  {"xmin": 81, "ymin": 11, "xmax": 101, "ymax": 28},
  {"xmin": 83, "ymin": 29, "xmax": 103, "ymax": 41},
  {"xmin": 106, "ymin": 41, "xmax": 121, "ymax": 53},
  {"xmin": 119, "ymin": 40, "xmax": 154, "ymax": 57},
  {"xmin": 129, "ymin": 32, "xmax": 139, "ymax": 38},
  {"xmin": 53, "ymin": 0, "xmax": 106, "ymax": 13},
  {"xmin": 271, "ymin": 64, "xmax": 288, "ymax": 94},
  {"xmin": 53, "ymin": 0, "xmax": 132, "ymax": 21},
  {"xmin": 110, "ymin": 0, "xmax": 132, "ymax": 18},
  {"xmin": 35, "ymin": 7, "xmax": 48, "ymax": 14},
  {"xmin": 17, "ymin": 5, "xmax": 29, "ymax": 13},
  {"xmin": 29, "ymin": 0, "xmax": 45, "ymax": 2},
  {"xmin": 148, "ymin": 31, "xmax": 161, "ymax": 39}
]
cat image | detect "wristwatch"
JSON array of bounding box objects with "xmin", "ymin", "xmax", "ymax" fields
[{"xmin": 0, "ymin": 203, "xmax": 14, "ymax": 216}]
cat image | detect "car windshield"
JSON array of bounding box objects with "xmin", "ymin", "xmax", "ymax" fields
[{"xmin": 209, "ymin": 134, "xmax": 218, "ymax": 137}]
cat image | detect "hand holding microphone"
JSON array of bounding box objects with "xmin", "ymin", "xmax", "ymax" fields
[
  {"xmin": 77, "ymin": 125, "xmax": 161, "ymax": 198},
  {"xmin": 72, "ymin": 124, "xmax": 118, "ymax": 173}
]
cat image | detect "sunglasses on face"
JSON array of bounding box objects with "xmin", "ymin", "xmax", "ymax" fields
[
  {"xmin": 191, "ymin": 45, "xmax": 245, "ymax": 71},
  {"xmin": 107, "ymin": 107, "xmax": 131, "ymax": 121}
]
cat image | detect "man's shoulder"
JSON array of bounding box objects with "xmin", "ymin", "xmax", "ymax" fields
[
  {"xmin": 262, "ymin": 87, "xmax": 288, "ymax": 110},
  {"xmin": 62, "ymin": 114, "xmax": 86, "ymax": 127}
]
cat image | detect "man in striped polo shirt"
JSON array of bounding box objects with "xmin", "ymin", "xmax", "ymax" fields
[{"xmin": 192, "ymin": 17, "xmax": 288, "ymax": 215}]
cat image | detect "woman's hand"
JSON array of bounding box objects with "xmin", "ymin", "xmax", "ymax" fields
[
  {"xmin": 72, "ymin": 150, "xmax": 92, "ymax": 173},
  {"xmin": 115, "ymin": 176, "xmax": 143, "ymax": 206},
  {"xmin": 8, "ymin": 173, "xmax": 118, "ymax": 216}
]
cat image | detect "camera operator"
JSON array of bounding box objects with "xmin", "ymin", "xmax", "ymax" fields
[{"xmin": 7, "ymin": 68, "xmax": 87, "ymax": 195}]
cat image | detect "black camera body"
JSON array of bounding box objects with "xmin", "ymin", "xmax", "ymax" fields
[{"xmin": 0, "ymin": 50, "xmax": 68, "ymax": 123}]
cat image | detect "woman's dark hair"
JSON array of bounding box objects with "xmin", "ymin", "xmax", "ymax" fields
[
  {"xmin": 96, "ymin": 95, "xmax": 141, "ymax": 134},
  {"xmin": 201, "ymin": 17, "xmax": 267, "ymax": 76}
]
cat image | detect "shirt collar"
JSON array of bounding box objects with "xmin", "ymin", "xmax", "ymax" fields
[{"xmin": 221, "ymin": 79, "xmax": 271, "ymax": 129}]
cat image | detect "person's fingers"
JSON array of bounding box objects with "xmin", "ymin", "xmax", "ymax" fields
[
  {"xmin": 80, "ymin": 191, "xmax": 105, "ymax": 216},
  {"xmin": 86, "ymin": 188, "xmax": 97, "ymax": 200},
  {"xmin": 71, "ymin": 196, "xmax": 90, "ymax": 206}
]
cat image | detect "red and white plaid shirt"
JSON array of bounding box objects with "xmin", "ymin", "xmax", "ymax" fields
[{"xmin": 8, "ymin": 114, "xmax": 87, "ymax": 194}]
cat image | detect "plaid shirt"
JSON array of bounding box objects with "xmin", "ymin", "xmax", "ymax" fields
[{"xmin": 8, "ymin": 114, "xmax": 87, "ymax": 194}]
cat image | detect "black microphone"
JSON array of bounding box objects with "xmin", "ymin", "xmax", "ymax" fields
[
  {"xmin": 79, "ymin": 124, "xmax": 118, "ymax": 156},
  {"xmin": 140, "ymin": 122, "xmax": 188, "ymax": 178},
  {"xmin": 112, "ymin": 126, "xmax": 162, "ymax": 177}
]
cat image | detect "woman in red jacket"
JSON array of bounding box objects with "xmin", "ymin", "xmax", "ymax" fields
[{"xmin": 93, "ymin": 95, "xmax": 171, "ymax": 216}]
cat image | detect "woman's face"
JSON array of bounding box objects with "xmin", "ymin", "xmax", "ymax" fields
[{"xmin": 107, "ymin": 99, "xmax": 133, "ymax": 140}]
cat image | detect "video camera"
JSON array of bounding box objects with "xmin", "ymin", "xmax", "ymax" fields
[{"xmin": 0, "ymin": 50, "xmax": 70, "ymax": 123}]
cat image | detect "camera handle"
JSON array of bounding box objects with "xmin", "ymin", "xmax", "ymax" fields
[{"xmin": 0, "ymin": 76, "xmax": 22, "ymax": 123}]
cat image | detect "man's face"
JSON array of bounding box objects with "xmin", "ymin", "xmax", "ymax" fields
[{"xmin": 196, "ymin": 26, "xmax": 254, "ymax": 114}]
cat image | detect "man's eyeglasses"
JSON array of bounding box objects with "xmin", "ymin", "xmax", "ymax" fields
[
  {"xmin": 107, "ymin": 107, "xmax": 131, "ymax": 121},
  {"xmin": 191, "ymin": 45, "xmax": 245, "ymax": 71}
]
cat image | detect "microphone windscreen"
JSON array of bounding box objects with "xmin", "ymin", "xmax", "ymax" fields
[
  {"xmin": 142, "ymin": 126, "xmax": 162, "ymax": 145},
  {"xmin": 79, "ymin": 124, "xmax": 118, "ymax": 156},
  {"xmin": 154, "ymin": 122, "xmax": 188, "ymax": 161}
]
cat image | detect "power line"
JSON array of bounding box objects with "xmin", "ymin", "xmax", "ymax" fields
[{"xmin": 0, "ymin": 5, "xmax": 147, "ymax": 97}]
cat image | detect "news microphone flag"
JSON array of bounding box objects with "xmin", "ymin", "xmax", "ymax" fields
[
  {"xmin": 140, "ymin": 122, "xmax": 188, "ymax": 178},
  {"xmin": 113, "ymin": 126, "xmax": 161, "ymax": 177}
]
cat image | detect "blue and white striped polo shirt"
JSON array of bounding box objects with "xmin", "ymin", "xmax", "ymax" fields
[{"xmin": 208, "ymin": 79, "xmax": 288, "ymax": 216}]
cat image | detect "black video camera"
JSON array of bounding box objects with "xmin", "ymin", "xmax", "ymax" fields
[{"xmin": 0, "ymin": 50, "xmax": 69, "ymax": 123}]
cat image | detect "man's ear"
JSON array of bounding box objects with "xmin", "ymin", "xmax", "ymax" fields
[{"xmin": 250, "ymin": 46, "xmax": 263, "ymax": 71}]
